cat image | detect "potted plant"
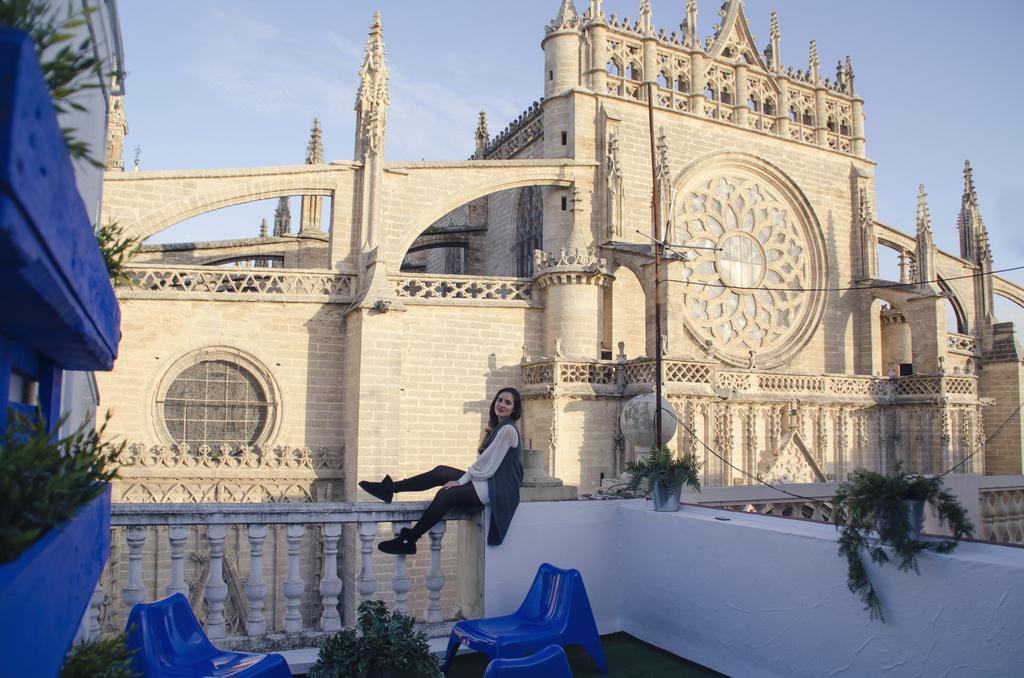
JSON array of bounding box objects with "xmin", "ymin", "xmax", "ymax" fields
[
  {"xmin": 625, "ymin": 445, "xmax": 702, "ymax": 512},
  {"xmin": 0, "ymin": 413, "xmax": 122, "ymax": 677},
  {"xmin": 831, "ymin": 463, "xmax": 974, "ymax": 622},
  {"xmin": 308, "ymin": 600, "xmax": 443, "ymax": 678}
]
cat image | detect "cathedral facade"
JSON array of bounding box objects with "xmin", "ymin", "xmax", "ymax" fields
[{"xmin": 97, "ymin": 1, "xmax": 1024, "ymax": 504}]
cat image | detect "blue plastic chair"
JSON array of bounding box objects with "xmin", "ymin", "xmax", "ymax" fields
[
  {"xmin": 124, "ymin": 593, "xmax": 290, "ymax": 677},
  {"xmin": 483, "ymin": 644, "xmax": 573, "ymax": 677},
  {"xmin": 442, "ymin": 563, "xmax": 607, "ymax": 674}
]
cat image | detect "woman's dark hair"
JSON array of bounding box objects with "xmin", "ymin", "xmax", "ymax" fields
[
  {"xmin": 487, "ymin": 387, "xmax": 523, "ymax": 428},
  {"xmin": 480, "ymin": 388, "xmax": 522, "ymax": 450}
]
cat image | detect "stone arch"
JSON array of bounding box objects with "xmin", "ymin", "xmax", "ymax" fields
[
  {"xmin": 392, "ymin": 174, "xmax": 576, "ymax": 263},
  {"xmin": 103, "ymin": 168, "xmax": 348, "ymax": 242},
  {"xmin": 994, "ymin": 284, "xmax": 1024, "ymax": 313},
  {"xmin": 937, "ymin": 276, "xmax": 969, "ymax": 334}
]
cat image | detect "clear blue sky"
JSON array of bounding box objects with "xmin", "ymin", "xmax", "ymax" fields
[{"xmin": 119, "ymin": 1, "xmax": 1023, "ymax": 320}]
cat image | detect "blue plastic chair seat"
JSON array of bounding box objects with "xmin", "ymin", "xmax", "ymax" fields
[
  {"xmin": 443, "ymin": 562, "xmax": 607, "ymax": 674},
  {"xmin": 125, "ymin": 593, "xmax": 289, "ymax": 677},
  {"xmin": 483, "ymin": 644, "xmax": 572, "ymax": 677}
]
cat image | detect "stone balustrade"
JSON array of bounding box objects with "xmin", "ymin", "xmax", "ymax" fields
[
  {"xmin": 980, "ymin": 487, "xmax": 1024, "ymax": 545},
  {"xmin": 390, "ymin": 274, "xmax": 536, "ymax": 305},
  {"xmin": 80, "ymin": 502, "xmax": 480, "ymax": 650},
  {"xmin": 521, "ymin": 357, "xmax": 976, "ymax": 403},
  {"xmin": 118, "ymin": 265, "xmax": 358, "ymax": 302}
]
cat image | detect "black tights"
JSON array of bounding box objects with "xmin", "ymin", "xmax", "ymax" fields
[{"xmin": 394, "ymin": 465, "xmax": 483, "ymax": 540}]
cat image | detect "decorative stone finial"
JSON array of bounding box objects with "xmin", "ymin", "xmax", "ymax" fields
[
  {"xmin": 306, "ymin": 117, "xmax": 323, "ymax": 164},
  {"xmin": 355, "ymin": 12, "xmax": 389, "ymax": 158},
  {"xmin": 639, "ymin": 0, "xmax": 653, "ymax": 36},
  {"xmin": 105, "ymin": 95, "xmax": 128, "ymax": 171},
  {"xmin": 915, "ymin": 184, "xmax": 935, "ymax": 285},
  {"xmin": 765, "ymin": 11, "xmax": 781, "ymax": 72},
  {"xmin": 808, "ymin": 40, "xmax": 820, "ymax": 83},
  {"xmin": 259, "ymin": 218, "xmax": 268, "ymax": 239},
  {"xmin": 682, "ymin": 0, "xmax": 698, "ymax": 48}
]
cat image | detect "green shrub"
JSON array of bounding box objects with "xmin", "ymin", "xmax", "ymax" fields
[
  {"xmin": 308, "ymin": 600, "xmax": 442, "ymax": 678},
  {"xmin": 625, "ymin": 444, "xmax": 702, "ymax": 495},
  {"xmin": 0, "ymin": 412, "xmax": 122, "ymax": 563},
  {"xmin": 60, "ymin": 632, "xmax": 137, "ymax": 678}
]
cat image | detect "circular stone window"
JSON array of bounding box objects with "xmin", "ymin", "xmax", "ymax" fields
[
  {"xmin": 670, "ymin": 170, "xmax": 825, "ymax": 367},
  {"xmin": 156, "ymin": 349, "xmax": 278, "ymax": 449}
]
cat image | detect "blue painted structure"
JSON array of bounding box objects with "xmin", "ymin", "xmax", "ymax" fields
[
  {"xmin": 443, "ymin": 562, "xmax": 608, "ymax": 674},
  {"xmin": 0, "ymin": 27, "xmax": 121, "ymax": 675},
  {"xmin": 0, "ymin": 28, "xmax": 120, "ymax": 437},
  {"xmin": 125, "ymin": 594, "xmax": 291, "ymax": 677},
  {"xmin": 483, "ymin": 644, "xmax": 573, "ymax": 677}
]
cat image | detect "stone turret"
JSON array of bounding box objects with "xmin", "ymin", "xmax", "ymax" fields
[{"xmin": 542, "ymin": 0, "xmax": 580, "ymax": 99}]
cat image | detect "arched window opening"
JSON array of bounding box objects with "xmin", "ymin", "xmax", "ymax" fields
[
  {"xmin": 514, "ymin": 186, "xmax": 544, "ymax": 278},
  {"xmin": 747, "ymin": 97, "xmax": 760, "ymax": 113},
  {"xmin": 764, "ymin": 98, "xmax": 776, "ymax": 115},
  {"xmin": 827, "ymin": 116, "xmax": 837, "ymax": 133},
  {"xmin": 657, "ymin": 72, "xmax": 670, "ymax": 89},
  {"xmin": 704, "ymin": 84, "xmax": 717, "ymax": 101},
  {"xmin": 627, "ymin": 62, "xmax": 642, "ymax": 81},
  {"xmin": 840, "ymin": 121, "xmax": 850, "ymax": 136},
  {"xmin": 802, "ymin": 109, "xmax": 814, "ymax": 126},
  {"xmin": 788, "ymin": 107, "xmax": 799, "ymax": 122},
  {"xmin": 720, "ymin": 88, "xmax": 733, "ymax": 105},
  {"xmin": 607, "ymin": 59, "xmax": 621, "ymax": 77},
  {"xmin": 676, "ymin": 76, "xmax": 688, "ymax": 93}
]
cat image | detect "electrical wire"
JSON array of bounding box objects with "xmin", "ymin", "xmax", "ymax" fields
[{"xmin": 663, "ymin": 264, "xmax": 1024, "ymax": 294}]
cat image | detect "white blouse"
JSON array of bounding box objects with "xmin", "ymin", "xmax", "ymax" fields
[{"xmin": 457, "ymin": 425, "xmax": 520, "ymax": 505}]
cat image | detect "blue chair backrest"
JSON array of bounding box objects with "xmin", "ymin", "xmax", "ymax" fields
[
  {"xmin": 515, "ymin": 563, "xmax": 594, "ymax": 626},
  {"xmin": 126, "ymin": 593, "xmax": 217, "ymax": 670}
]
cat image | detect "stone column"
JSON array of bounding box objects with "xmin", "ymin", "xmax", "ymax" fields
[{"xmin": 535, "ymin": 249, "xmax": 612, "ymax": 360}]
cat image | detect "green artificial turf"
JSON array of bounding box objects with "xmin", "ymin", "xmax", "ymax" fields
[{"xmin": 444, "ymin": 632, "xmax": 728, "ymax": 677}]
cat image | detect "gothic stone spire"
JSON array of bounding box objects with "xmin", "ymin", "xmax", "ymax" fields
[
  {"xmin": 809, "ymin": 40, "xmax": 820, "ymax": 83},
  {"xmin": 355, "ymin": 12, "xmax": 389, "ymax": 158},
  {"xmin": 306, "ymin": 117, "xmax": 323, "ymax": 164},
  {"xmin": 958, "ymin": 159, "xmax": 992, "ymax": 265},
  {"xmin": 474, "ymin": 111, "xmax": 488, "ymax": 159},
  {"xmin": 274, "ymin": 196, "xmax": 291, "ymax": 237},
  {"xmin": 764, "ymin": 11, "xmax": 781, "ymax": 72},
  {"xmin": 915, "ymin": 184, "xmax": 935, "ymax": 285}
]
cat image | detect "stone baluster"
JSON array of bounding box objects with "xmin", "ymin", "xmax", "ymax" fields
[
  {"xmin": 390, "ymin": 522, "xmax": 412, "ymax": 615},
  {"xmin": 319, "ymin": 523, "xmax": 343, "ymax": 631},
  {"xmin": 204, "ymin": 524, "xmax": 228, "ymax": 640},
  {"xmin": 166, "ymin": 526, "xmax": 189, "ymax": 596},
  {"xmin": 423, "ymin": 522, "xmax": 447, "ymax": 622},
  {"xmin": 75, "ymin": 582, "xmax": 105, "ymax": 643},
  {"xmin": 245, "ymin": 524, "xmax": 268, "ymax": 636},
  {"xmin": 123, "ymin": 526, "xmax": 147, "ymax": 607},
  {"xmin": 283, "ymin": 524, "xmax": 305, "ymax": 632},
  {"xmin": 357, "ymin": 522, "xmax": 378, "ymax": 602}
]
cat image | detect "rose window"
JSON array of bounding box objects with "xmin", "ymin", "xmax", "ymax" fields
[{"xmin": 671, "ymin": 174, "xmax": 823, "ymax": 366}]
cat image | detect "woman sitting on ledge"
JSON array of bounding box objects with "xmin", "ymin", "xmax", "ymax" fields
[{"xmin": 359, "ymin": 387, "xmax": 524, "ymax": 554}]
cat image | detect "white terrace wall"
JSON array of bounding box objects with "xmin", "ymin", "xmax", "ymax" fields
[{"xmin": 487, "ymin": 501, "xmax": 1024, "ymax": 678}]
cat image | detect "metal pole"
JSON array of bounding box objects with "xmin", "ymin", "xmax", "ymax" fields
[{"xmin": 647, "ymin": 81, "xmax": 664, "ymax": 450}]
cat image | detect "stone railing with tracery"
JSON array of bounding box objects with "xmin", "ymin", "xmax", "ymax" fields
[
  {"xmin": 79, "ymin": 503, "xmax": 482, "ymax": 652},
  {"xmin": 980, "ymin": 487, "xmax": 1024, "ymax": 545},
  {"xmin": 480, "ymin": 100, "xmax": 543, "ymax": 159},
  {"xmin": 112, "ymin": 443, "xmax": 344, "ymax": 503},
  {"xmin": 946, "ymin": 333, "xmax": 979, "ymax": 355},
  {"xmin": 391, "ymin": 274, "xmax": 535, "ymax": 305},
  {"xmin": 523, "ymin": 357, "xmax": 977, "ymax": 403},
  {"xmin": 119, "ymin": 265, "xmax": 357, "ymax": 302}
]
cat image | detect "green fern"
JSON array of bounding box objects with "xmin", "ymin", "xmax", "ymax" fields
[{"xmin": 625, "ymin": 444, "xmax": 702, "ymax": 495}]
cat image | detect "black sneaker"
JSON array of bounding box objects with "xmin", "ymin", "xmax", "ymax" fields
[
  {"xmin": 359, "ymin": 474, "xmax": 394, "ymax": 503},
  {"xmin": 378, "ymin": 528, "xmax": 417, "ymax": 555}
]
